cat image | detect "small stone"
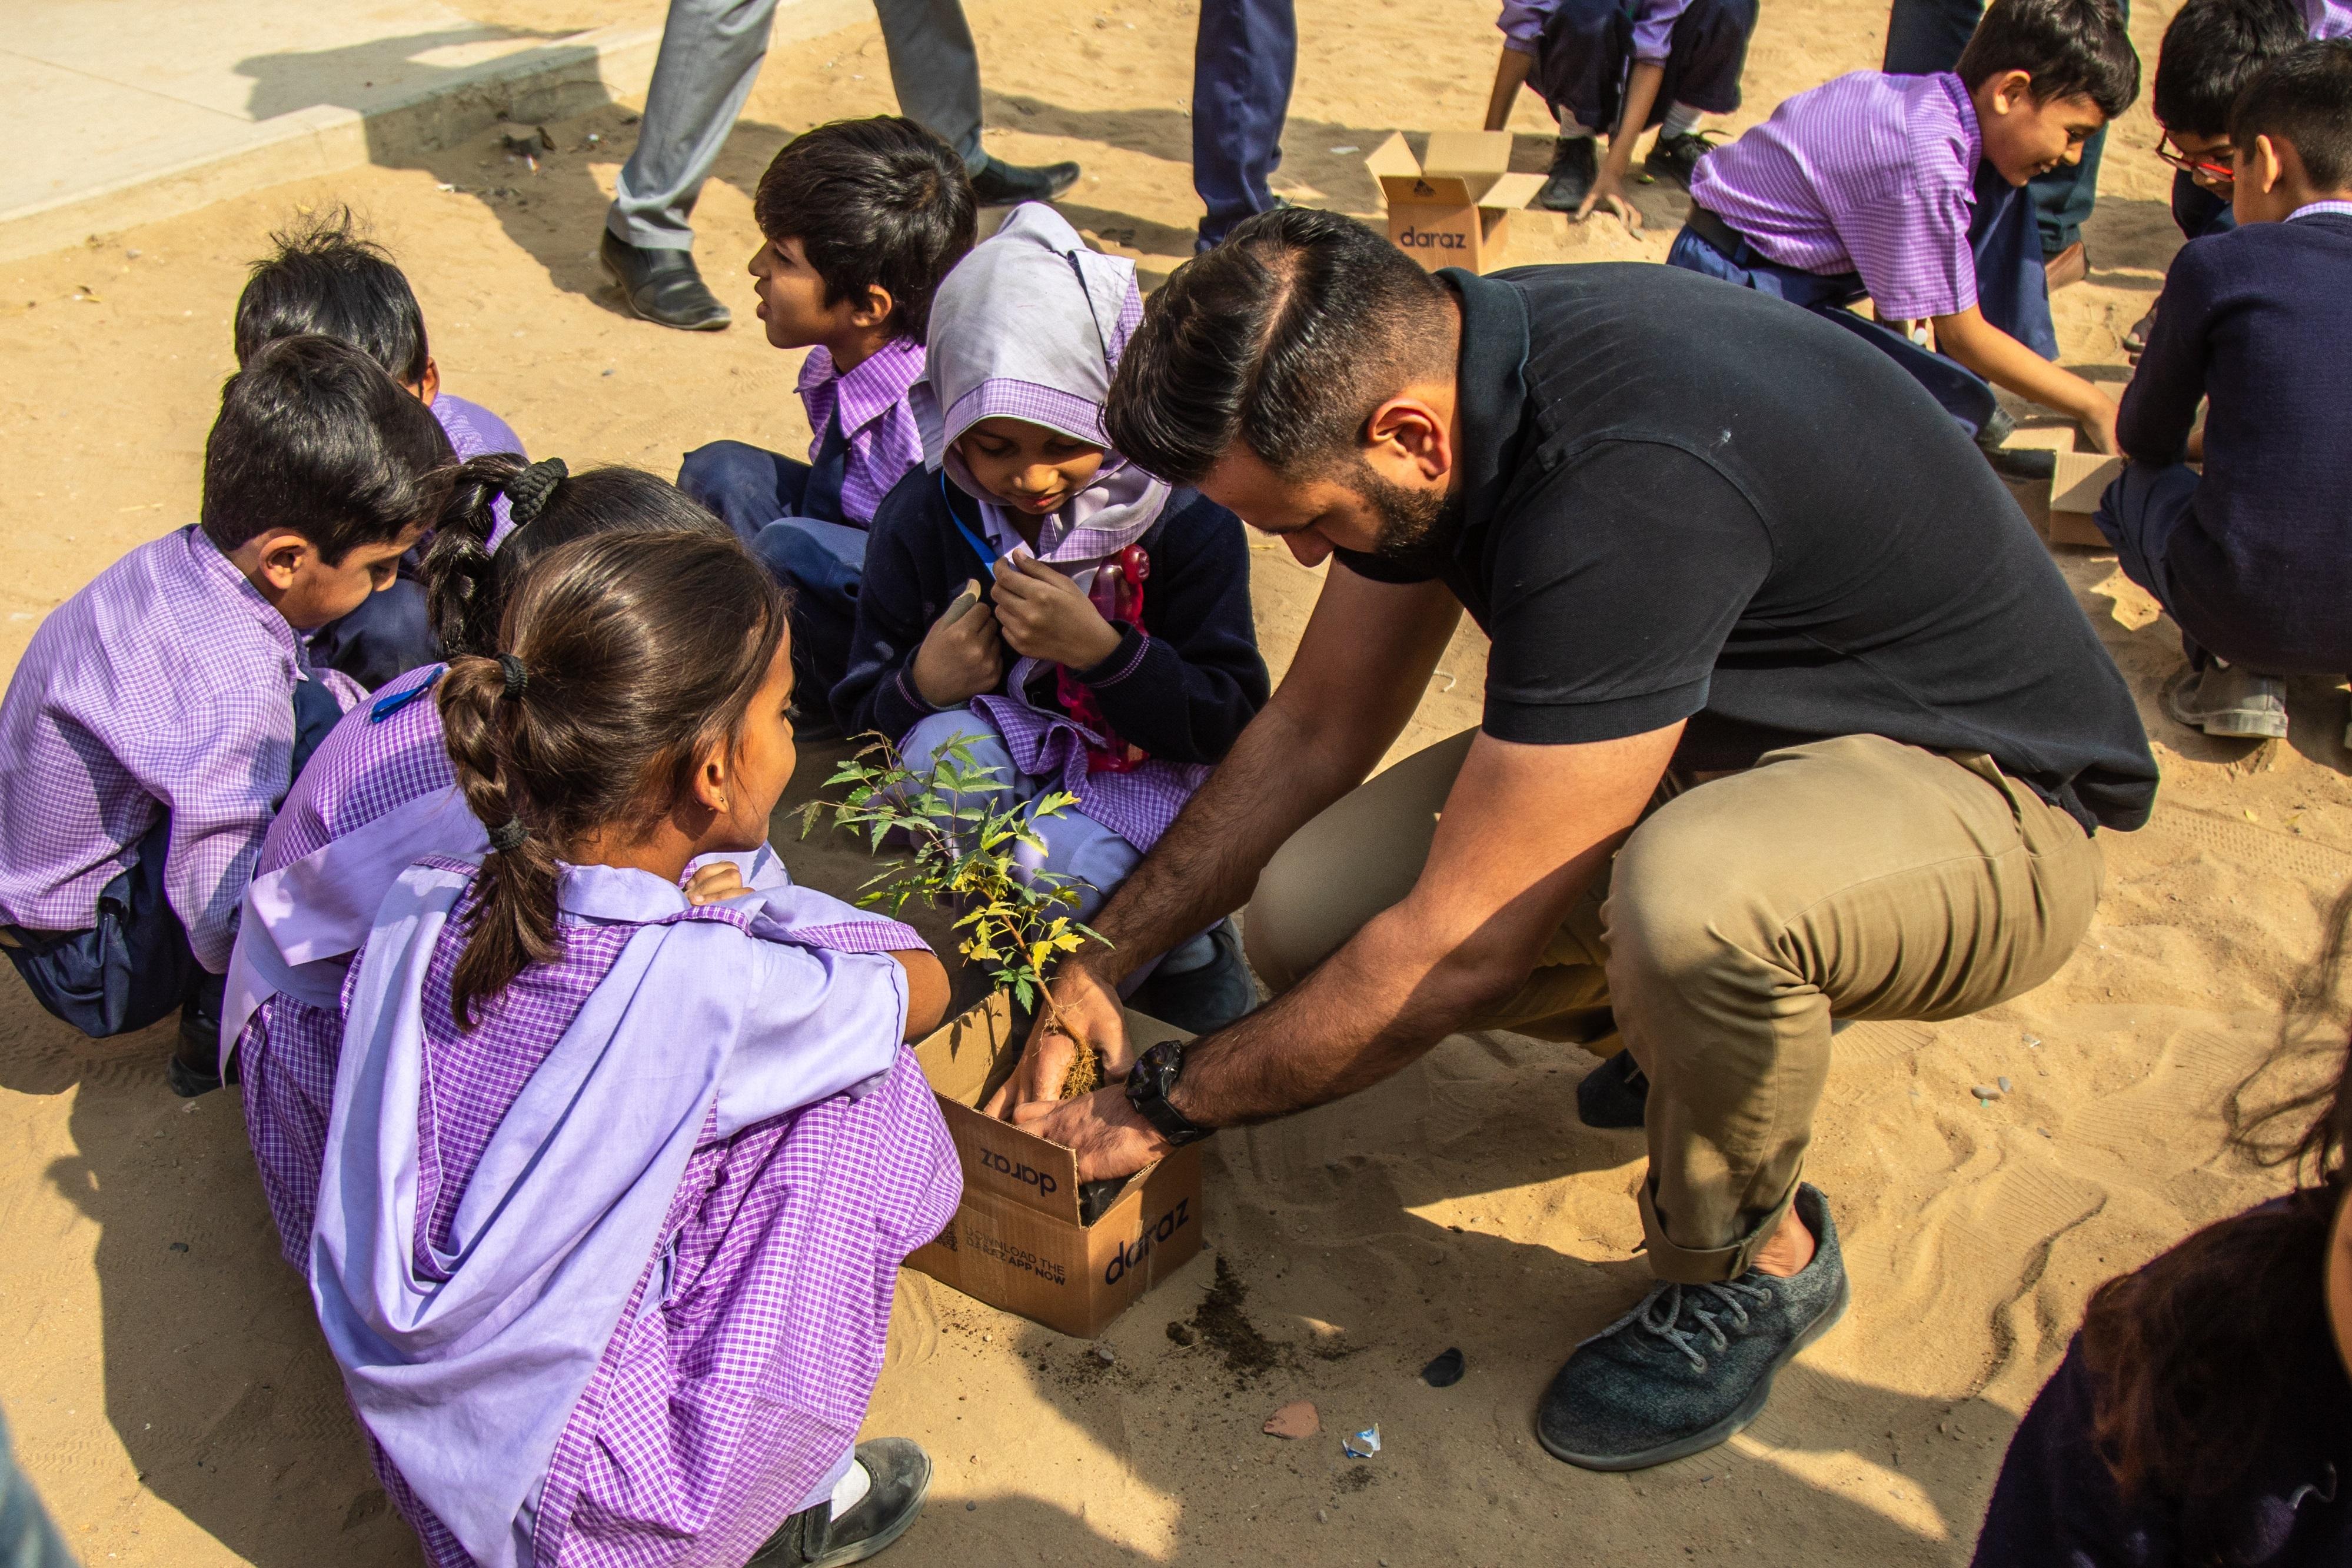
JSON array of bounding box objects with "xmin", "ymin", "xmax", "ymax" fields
[
  {"xmin": 1970, "ymin": 1084, "xmax": 2004, "ymax": 1101},
  {"xmin": 1316, "ymin": 1509, "xmax": 1328, "ymax": 1523},
  {"xmin": 1420, "ymin": 1347, "xmax": 1466, "ymax": 1387},
  {"xmin": 167, "ymin": 1241, "xmax": 189, "ymax": 1253},
  {"xmin": 965, "ymin": 1500, "xmax": 977, "ymax": 1512},
  {"xmin": 1998, "ymin": 1076, "xmax": 2013, "ymax": 1093},
  {"xmin": 1094, "ymin": 1343, "xmax": 1117, "ymax": 1364},
  {"xmin": 1263, "ymin": 1399, "xmax": 1319, "ymax": 1439},
  {"xmin": 2024, "ymin": 1034, "xmax": 2042, "ymax": 1047},
  {"xmin": 980, "ymin": 1333, "xmax": 990, "ymax": 1343}
]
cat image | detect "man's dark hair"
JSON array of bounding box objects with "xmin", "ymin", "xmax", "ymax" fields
[
  {"xmin": 753, "ymin": 116, "xmax": 977, "ymax": 342},
  {"xmin": 1105, "ymin": 208, "xmax": 1454, "ymax": 487},
  {"xmin": 2155, "ymin": 0, "xmax": 2306, "ymax": 137},
  {"xmin": 2233, "ymin": 39, "xmax": 2352, "ymax": 189},
  {"xmin": 233, "ymin": 209, "xmax": 430, "ymax": 386},
  {"xmin": 201, "ymin": 335, "xmax": 454, "ymax": 562},
  {"xmin": 1958, "ymin": 0, "xmax": 2143, "ymax": 119}
]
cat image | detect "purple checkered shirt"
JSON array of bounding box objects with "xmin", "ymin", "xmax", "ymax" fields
[
  {"xmin": 432, "ymin": 393, "xmax": 528, "ymax": 548},
  {"xmin": 1497, "ymin": 0, "xmax": 1695, "ymax": 61},
  {"xmin": 2303, "ymin": 0, "xmax": 2352, "ymax": 37},
  {"xmin": 799, "ymin": 338, "xmax": 928, "ymax": 528},
  {"xmin": 0, "ymin": 527, "xmax": 361, "ymax": 971},
  {"xmin": 1688, "ymin": 70, "xmax": 1983, "ymax": 321},
  {"xmin": 338, "ymin": 860, "xmax": 948, "ymax": 1568},
  {"xmin": 240, "ymin": 663, "xmax": 457, "ymax": 1267}
]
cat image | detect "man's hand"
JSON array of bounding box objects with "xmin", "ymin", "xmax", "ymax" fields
[
  {"xmin": 984, "ymin": 958, "xmax": 1135, "ymax": 1118},
  {"xmin": 991, "ymin": 555, "xmax": 1123, "ymax": 669},
  {"xmin": 911, "ymin": 584, "xmax": 1004, "ymax": 708},
  {"xmin": 1012, "ymin": 1082, "xmax": 1170, "ymax": 1180}
]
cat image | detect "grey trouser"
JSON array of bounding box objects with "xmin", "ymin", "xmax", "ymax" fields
[
  {"xmin": 1244, "ymin": 731, "xmax": 2105, "ymax": 1285},
  {"xmin": 607, "ymin": 0, "xmax": 986, "ymax": 250}
]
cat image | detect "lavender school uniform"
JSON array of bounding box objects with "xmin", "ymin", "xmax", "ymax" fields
[
  {"xmin": 228, "ymin": 662, "xmax": 481, "ymax": 1267},
  {"xmin": 1499, "ymin": 0, "xmax": 1758, "ymax": 138},
  {"xmin": 1672, "ymin": 69, "xmax": 2058, "ymax": 436},
  {"xmin": 0, "ymin": 527, "xmax": 359, "ymax": 1047},
  {"xmin": 314, "ymin": 855, "xmax": 956, "ymax": 1568},
  {"xmin": 307, "ymin": 392, "xmax": 527, "ymax": 692}
]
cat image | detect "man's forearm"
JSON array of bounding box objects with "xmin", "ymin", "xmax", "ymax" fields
[{"xmin": 1080, "ymin": 698, "xmax": 1373, "ymax": 984}]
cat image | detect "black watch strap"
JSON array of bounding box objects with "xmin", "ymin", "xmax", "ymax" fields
[{"xmin": 1125, "ymin": 1040, "xmax": 1213, "ymax": 1146}]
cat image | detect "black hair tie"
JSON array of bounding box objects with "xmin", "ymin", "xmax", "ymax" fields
[
  {"xmin": 500, "ymin": 457, "xmax": 568, "ymax": 530},
  {"xmin": 488, "ymin": 817, "xmax": 529, "ymax": 853},
  {"xmin": 497, "ymin": 652, "xmax": 528, "ymax": 700}
]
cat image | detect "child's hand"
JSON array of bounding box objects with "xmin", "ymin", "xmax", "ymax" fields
[
  {"xmin": 684, "ymin": 861, "xmax": 748, "ymax": 905},
  {"xmin": 2080, "ymin": 396, "xmax": 2121, "ymax": 457},
  {"xmin": 911, "ymin": 584, "xmax": 1005, "ymax": 708},
  {"xmin": 991, "ymin": 555, "xmax": 1123, "ymax": 670},
  {"xmin": 1575, "ymin": 166, "xmax": 1642, "ymax": 231}
]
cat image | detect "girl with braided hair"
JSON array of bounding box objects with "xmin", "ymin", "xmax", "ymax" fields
[
  {"xmin": 228, "ymin": 454, "xmax": 730, "ymax": 1270},
  {"xmin": 312, "ymin": 527, "xmax": 953, "ymax": 1568}
]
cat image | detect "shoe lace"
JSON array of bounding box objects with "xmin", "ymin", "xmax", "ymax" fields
[{"xmin": 1634, "ymin": 1279, "xmax": 1774, "ymax": 1373}]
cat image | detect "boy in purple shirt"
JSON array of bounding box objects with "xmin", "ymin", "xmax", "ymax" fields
[
  {"xmin": 234, "ymin": 214, "xmax": 527, "ymax": 690},
  {"xmin": 1671, "ymin": 0, "xmax": 2138, "ymax": 474},
  {"xmin": 1484, "ymin": 0, "xmax": 1759, "ymax": 213},
  {"xmin": 0, "ymin": 337, "xmax": 449, "ymax": 1096},
  {"xmin": 678, "ymin": 118, "xmax": 977, "ymax": 734}
]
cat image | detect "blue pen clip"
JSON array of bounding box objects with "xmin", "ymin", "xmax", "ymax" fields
[{"xmin": 369, "ymin": 664, "xmax": 444, "ymax": 723}]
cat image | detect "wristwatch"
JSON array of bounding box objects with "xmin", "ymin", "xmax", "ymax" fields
[{"xmin": 1125, "ymin": 1040, "xmax": 1214, "ymax": 1146}]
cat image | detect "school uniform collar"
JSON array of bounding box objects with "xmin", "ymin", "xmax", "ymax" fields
[
  {"xmin": 555, "ymin": 847, "xmax": 784, "ymax": 924},
  {"xmin": 1932, "ymin": 72, "xmax": 1985, "ymax": 180},
  {"xmin": 1435, "ymin": 268, "xmax": 1532, "ymax": 542},
  {"xmin": 2288, "ymin": 199, "xmax": 2352, "ymax": 223},
  {"xmin": 798, "ymin": 336, "xmax": 927, "ymax": 436},
  {"xmin": 184, "ymin": 524, "xmax": 312, "ymax": 674}
]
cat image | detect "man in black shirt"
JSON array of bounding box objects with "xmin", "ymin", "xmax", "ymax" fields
[{"xmin": 996, "ymin": 209, "xmax": 2157, "ymax": 1470}]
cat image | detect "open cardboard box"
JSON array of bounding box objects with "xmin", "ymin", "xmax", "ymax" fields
[
  {"xmin": 2001, "ymin": 426, "xmax": 2116, "ymax": 549},
  {"xmin": 906, "ymin": 991, "xmax": 1205, "ymax": 1339},
  {"xmin": 1365, "ymin": 131, "xmax": 1547, "ymax": 274}
]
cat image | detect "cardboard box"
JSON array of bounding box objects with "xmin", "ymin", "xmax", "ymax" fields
[
  {"xmin": 1365, "ymin": 131, "xmax": 1548, "ymax": 274},
  {"xmin": 906, "ymin": 993, "xmax": 1205, "ymax": 1339},
  {"xmin": 1999, "ymin": 427, "xmax": 2113, "ymax": 548}
]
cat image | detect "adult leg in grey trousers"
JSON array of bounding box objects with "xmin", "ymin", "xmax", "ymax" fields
[{"xmin": 607, "ymin": 0, "xmax": 986, "ymax": 254}]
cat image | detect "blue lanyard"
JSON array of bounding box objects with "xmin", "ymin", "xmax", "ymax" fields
[{"xmin": 940, "ymin": 473, "xmax": 1002, "ymax": 575}]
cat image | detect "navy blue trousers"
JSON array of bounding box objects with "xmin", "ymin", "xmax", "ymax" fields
[
  {"xmin": 1193, "ymin": 0, "xmax": 1297, "ymax": 248},
  {"xmin": 678, "ymin": 440, "xmax": 866, "ymax": 730},
  {"xmin": 0, "ymin": 679, "xmax": 339, "ymax": 1061},
  {"xmin": 1881, "ymin": 0, "xmax": 2124, "ymax": 257}
]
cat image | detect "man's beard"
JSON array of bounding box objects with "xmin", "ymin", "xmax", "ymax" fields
[{"xmin": 1353, "ymin": 463, "xmax": 1465, "ymax": 569}]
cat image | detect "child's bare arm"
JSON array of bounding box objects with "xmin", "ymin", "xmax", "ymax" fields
[
  {"xmin": 890, "ymin": 947, "xmax": 950, "ymax": 1042},
  {"xmin": 1485, "ymin": 45, "xmax": 1535, "ymax": 131},
  {"xmin": 1933, "ymin": 306, "xmax": 2120, "ymax": 454},
  {"xmin": 1578, "ymin": 60, "xmax": 1666, "ymax": 228}
]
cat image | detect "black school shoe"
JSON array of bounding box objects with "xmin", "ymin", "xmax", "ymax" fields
[
  {"xmin": 1125, "ymin": 918, "xmax": 1257, "ymax": 1036},
  {"xmin": 1537, "ymin": 137, "xmax": 1599, "ymax": 212},
  {"xmin": 1642, "ymin": 131, "xmax": 1720, "ymax": 187},
  {"xmin": 1537, "ymin": 1184, "xmax": 1849, "ymax": 1471},
  {"xmin": 970, "ymin": 155, "xmax": 1082, "ymax": 205},
  {"xmin": 750, "ymin": 1438, "xmax": 933, "ymax": 1567},
  {"xmin": 1974, "ymin": 407, "xmax": 2058, "ymax": 483},
  {"xmin": 1576, "ymin": 1051, "xmax": 1649, "ymax": 1129},
  {"xmin": 600, "ymin": 231, "xmax": 732, "ymax": 331}
]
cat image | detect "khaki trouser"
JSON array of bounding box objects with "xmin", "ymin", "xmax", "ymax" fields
[{"xmin": 1243, "ymin": 731, "xmax": 2105, "ymax": 1284}]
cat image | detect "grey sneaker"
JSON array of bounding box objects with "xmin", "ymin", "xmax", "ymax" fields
[
  {"xmin": 1536, "ymin": 1184, "xmax": 1849, "ymax": 1470},
  {"xmin": 2167, "ymin": 661, "xmax": 2289, "ymax": 740}
]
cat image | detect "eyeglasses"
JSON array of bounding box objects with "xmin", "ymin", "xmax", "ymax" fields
[{"xmin": 2155, "ymin": 134, "xmax": 2235, "ymax": 184}]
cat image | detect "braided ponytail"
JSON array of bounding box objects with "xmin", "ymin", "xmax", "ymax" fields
[
  {"xmin": 435, "ymin": 527, "xmax": 787, "ymax": 1023},
  {"xmin": 421, "ymin": 458, "xmax": 733, "ymax": 658}
]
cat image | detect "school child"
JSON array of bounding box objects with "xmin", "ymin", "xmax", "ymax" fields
[
  {"xmin": 2095, "ymin": 41, "xmax": 2352, "ymax": 744},
  {"xmin": 234, "ymin": 212, "xmax": 527, "ymax": 689},
  {"xmin": 833, "ymin": 203, "xmax": 1271, "ymax": 1034},
  {"xmin": 0, "ymin": 336, "xmax": 448, "ymax": 1097},
  {"xmin": 311, "ymin": 528, "xmax": 956, "ymax": 1568},
  {"xmin": 677, "ymin": 118, "xmax": 977, "ymax": 731},
  {"xmin": 1971, "ymin": 890, "xmax": 2352, "ymax": 1565},
  {"xmin": 228, "ymin": 454, "xmax": 735, "ymax": 1269},
  {"xmin": 1670, "ymin": 0, "xmax": 2140, "ymax": 476},
  {"xmin": 1483, "ymin": 0, "xmax": 1759, "ymax": 213}
]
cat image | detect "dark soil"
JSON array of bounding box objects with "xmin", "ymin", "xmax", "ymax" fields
[{"xmin": 1185, "ymin": 1254, "xmax": 1288, "ymax": 1386}]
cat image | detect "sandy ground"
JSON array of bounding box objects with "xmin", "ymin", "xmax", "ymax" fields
[{"xmin": 6, "ymin": 0, "xmax": 2352, "ymax": 1562}]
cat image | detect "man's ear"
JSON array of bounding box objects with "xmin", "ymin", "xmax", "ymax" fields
[
  {"xmin": 849, "ymin": 283, "xmax": 897, "ymax": 331},
  {"xmin": 1364, "ymin": 395, "xmax": 1454, "ymax": 482}
]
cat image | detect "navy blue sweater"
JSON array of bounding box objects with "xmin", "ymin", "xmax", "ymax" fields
[
  {"xmin": 832, "ymin": 470, "xmax": 1270, "ymax": 760},
  {"xmin": 2118, "ymin": 211, "xmax": 2352, "ymax": 673}
]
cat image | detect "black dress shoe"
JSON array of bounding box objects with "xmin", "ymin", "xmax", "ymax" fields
[
  {"xmin": 1576, "ymin": 1050, "xmax": 1649, "ymax": 1129},
  {"xmin": 1537, "ymin": 136, "xmax": 1599, "ymax": 212},
  {"xmin": 1974, "ymin": 407, "xmax": 2058, "ymax": 482},
  {"xmin": 600, "ymin": 231, "xmax": 731, "ymax": 331},
  {"xmin": 969, "ymin": 156, "xmax": 1082, "ymax": 205},
  {"xmin": 749, "ymin": 1438, "xmax": 932, "ymax": 1566}
]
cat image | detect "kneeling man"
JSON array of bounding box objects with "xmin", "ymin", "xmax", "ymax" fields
[{"xmin": 1002, "ymin": 209, "xmax": 2157, "ymax": 1470}]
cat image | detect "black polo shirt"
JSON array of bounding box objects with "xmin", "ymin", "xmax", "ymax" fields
[{"xmin": 1335, "ymin": 263, "xmax": 2157, "ymax": 833}]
